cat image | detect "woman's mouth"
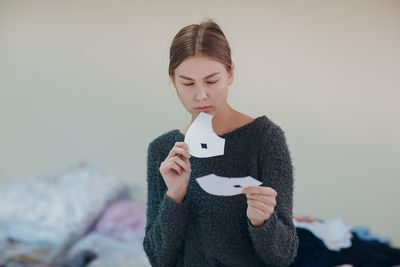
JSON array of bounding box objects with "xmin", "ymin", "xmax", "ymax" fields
[{"xmin": 196, "ymin": 106, "xmax": 211, "ymax": 112}]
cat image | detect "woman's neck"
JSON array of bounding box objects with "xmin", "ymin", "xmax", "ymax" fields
[
  {"xmin": 210, "ymin": 103, "xmax": 238, "ymax": 136},
  {"xmin": 181, "ymin": 103, "xmax": 241, "ymax": 136}
]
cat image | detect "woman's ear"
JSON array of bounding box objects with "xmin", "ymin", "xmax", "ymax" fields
[
  {"xmin": 228, "ymin": 64, "xmax": 234, "ymax": 86},
  {"xmin": 170, "ymin": 75, "xmax": 177, "ymax": 90}
]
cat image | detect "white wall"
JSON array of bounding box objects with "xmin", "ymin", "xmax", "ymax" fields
[{"xmin": 1, "ymin": 1, "xmax": 399, "ymax": 246}]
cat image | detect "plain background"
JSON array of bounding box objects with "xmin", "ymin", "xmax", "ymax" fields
[{"xmin": 1, "ymin": 1, "xmax": 399, "ymax": 246}]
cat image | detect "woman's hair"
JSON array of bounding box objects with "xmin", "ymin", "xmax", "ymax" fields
[{"xmin": 168, "ymin": 19, "xmax": 233, "ymax": 80}]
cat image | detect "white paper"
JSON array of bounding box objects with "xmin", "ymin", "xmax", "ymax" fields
[
  {"xmin": 196, "ymin": 174, "xmax": 262, "ymax": 196},
  {"xmin": 184, "ymin": 112, "xmax": 225, "ymax": 158}
]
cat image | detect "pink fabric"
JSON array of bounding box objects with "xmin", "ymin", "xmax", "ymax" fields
[{"xmin": 94, "ymin": 200, "xmax": 147, "ymax": 242}]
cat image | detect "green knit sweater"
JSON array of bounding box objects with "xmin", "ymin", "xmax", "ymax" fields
[{"xmin": 143, "ymin": 115, "xmax": 299, "ymax": 266}]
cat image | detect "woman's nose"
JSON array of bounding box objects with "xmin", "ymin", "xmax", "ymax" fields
[{"xmin": 195, "ymin": 86, "xmax": 208, "ymax": 101}]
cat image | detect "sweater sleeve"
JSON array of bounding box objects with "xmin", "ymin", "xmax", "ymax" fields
[
  {"xmin": 248, "ymin": 125, "xmax": 299, "ymax": 266},
  {"xmin": 143, "ymin": 140, "xmax": 190, "ymax": 266}
]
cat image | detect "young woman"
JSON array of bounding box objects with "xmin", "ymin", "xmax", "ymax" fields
[{"xmin": 143, "ymin": 19, "xmax": 299, "ymax": 267}]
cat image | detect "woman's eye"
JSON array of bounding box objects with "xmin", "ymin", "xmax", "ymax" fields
[{"xmin": 183, "ymin": 81, "xmax": 218, "ymax": 86}]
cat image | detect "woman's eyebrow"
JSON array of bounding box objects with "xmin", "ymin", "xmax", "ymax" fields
[{"xmin": 178, "ymin": 72, "xmax": 220, "ymax": 81}]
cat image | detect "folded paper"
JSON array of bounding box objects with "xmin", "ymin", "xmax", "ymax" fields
[
  {"xmin": 184, "ymin": 112, "xmax": 225, "ymax": 158},
  {"xmin": 196, "ymin": 174, "xmax": 262, "ymax": 196}
]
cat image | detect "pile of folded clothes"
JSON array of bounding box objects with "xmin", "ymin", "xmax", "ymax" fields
[{"xmin": 290, "ymin": 216, "xmax": 400, "ymax": 267}]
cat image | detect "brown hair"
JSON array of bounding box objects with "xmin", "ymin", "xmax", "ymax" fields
[{"xmin": 168, "ymin": 19, "xmax": 233, "ymax": 81}]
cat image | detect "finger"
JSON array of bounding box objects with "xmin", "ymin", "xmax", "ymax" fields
[
  {"xmin": 162, "ymin": 158, "xmax": 182, "ymax": 174},
  {"xmin": 183, "ymin": 156, "xmax": 191, "ymax": 169},
  {"xmin": 247, "ymin": 199, "xmax": 274, "ymax": 215},
  {"xmin": 242, "ymin": 186, "xmax": 277, "ymax": 196},
  {"xmin": 174, "ymin": 141, "xmax": 190, "ymax": 152},
  {"xmin": 246, "ymin": 194, "xmax": 277, "ymax": 207},
  {"xmin": 178, "ymin": 142, "xmax": 191, "ymax": 154},
  {"xmin": 170, "ymin": 161, "xmax": 182, "ymax": 175},
  {"xmin": 160, "ymin": 159, "xmax": 182, "ymax": 175},
  {"xmin": 247, "ymin": 206, "xmax": 266, "ymax": 221},
  {"xmin": 182, "ymin": 142, "xmax": 189, "ymax": 150},
  {"xmin": 172, "ymin": 156, "xmax": 191, "ymax": 172},
  {"xmin": 182, "ymin": 158, "xmax": 191, "ymax": 168},
  {"xmin": 244, "ymin": 186, "xmax": 276, "ymax": 195},
  {"xmin": 168, "ymin": 145, "xmax": 191, "ymax": 159}
]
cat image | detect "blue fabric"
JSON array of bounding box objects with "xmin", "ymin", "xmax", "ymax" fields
[
  {"xmin": 289, "ymin": 228, "xmax": 344, "ymax": 267},
  {"xmin": 290, "ymin": 227, "xmax": 400, "ymax": 267},
  {"xmin": 352, "ymin": 226, "xmax": 391, "ymax": 244}
]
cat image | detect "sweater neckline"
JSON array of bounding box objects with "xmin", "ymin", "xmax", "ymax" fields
[{"xmin": 175, "ymin": 115, "xmax": 266, "ymax": 139}]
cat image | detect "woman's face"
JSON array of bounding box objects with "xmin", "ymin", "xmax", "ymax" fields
[{"xmin": 172, "ymin": 56, "xmax": 234, "ymax": 117}]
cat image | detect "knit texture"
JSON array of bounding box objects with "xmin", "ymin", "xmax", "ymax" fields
[{"xmin": 143, "ymin": 115, "xmax": 299, "ymax": 266}]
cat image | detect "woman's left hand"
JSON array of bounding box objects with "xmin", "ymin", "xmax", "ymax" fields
[{"xmin": 242, "ymin": 186, "xmax": 277, "ymax": 227}]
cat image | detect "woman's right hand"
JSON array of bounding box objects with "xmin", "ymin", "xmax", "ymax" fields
[{"xmin": 159, "ymin": 142, "xmax": 191, "ymax": 203}]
